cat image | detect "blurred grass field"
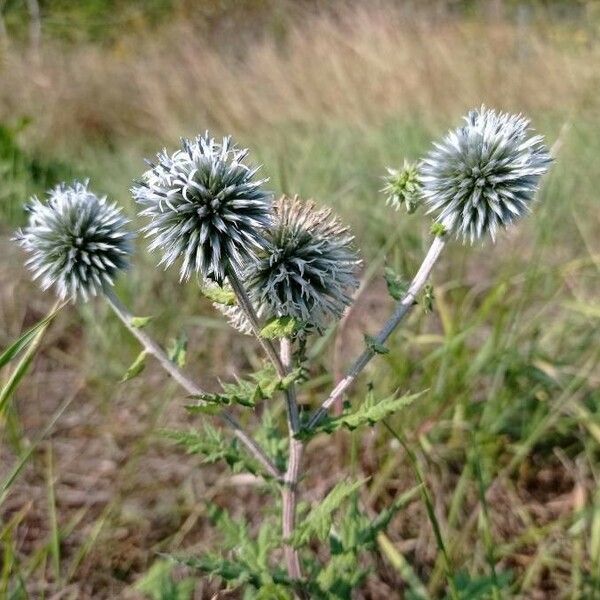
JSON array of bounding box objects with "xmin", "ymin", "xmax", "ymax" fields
[{"xmin": 1, "ymin": 1, "xmax": 600, "ymax": 598}]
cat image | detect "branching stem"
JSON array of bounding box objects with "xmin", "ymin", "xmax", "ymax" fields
[
  {"xmin": 104, "ymin": 289, "xmax": 281, "ymax": 480},
  {"xmin": 225, "ymin": 268, "xmax": 305, "ymax": 588},
  {"xmin": 226, "ymin": 265, "xmax": 300, "ymax": 433},
  {"xmin": 308, "ymin": 235, "xmax": 446, "ymax": 430}
]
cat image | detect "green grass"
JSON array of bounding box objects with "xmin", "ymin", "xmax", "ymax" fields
[{"xmin": 1, "ymin": 110, "xmax": 599, "ymax": 598}]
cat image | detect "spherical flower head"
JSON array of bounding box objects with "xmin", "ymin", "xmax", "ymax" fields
[
  {"xmin": 133, "ymin": 133, "xmax": 273, "ymax": 284},
  {"xmin": 382, "ymin": 160, "xmax": 422, "ymax": 214},
  {"xmin": 420, "ymin": 107, "xmax": 552, "ymax": 243},
  {"xmin": 232, "ymin": 196, "xmax": 360, "ymax": 334},
  {"xmin": 16, "ymin": 181, "xmax": 133, "ymax": 301}
]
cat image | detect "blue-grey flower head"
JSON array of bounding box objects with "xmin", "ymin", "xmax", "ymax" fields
[
  {"xmin": 133, "ymin": 133, "xmax": 273, "ymax": 284},
  {"xmin": 420, "ymin": 107, "xmax": 552, "ymax": 242},
  {"xmin": 16, "ymin": 181, "xmax": 133, "ymax": 301},
  {"xmin": 220, "ymin": 196, "xmax": 360, "ymax": 334}
]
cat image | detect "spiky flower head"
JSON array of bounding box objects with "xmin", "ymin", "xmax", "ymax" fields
[
  {"xmin": 420, "ymin": 107, "xmax": 552, "ymax": 242},
  {"xmin": 16, "ymin": 181, "xmax": 133, "ymax": 301},
  {"xmin": 133, "ymin": 133, "xmax": 273, "ymax": 284},
  {"xmin": 382, "ymin": 160, "xmax": 422, "ymax": 214},
  {"xmin": 219, "ymin": 196, "xmax": 360, "ymax": 334}
]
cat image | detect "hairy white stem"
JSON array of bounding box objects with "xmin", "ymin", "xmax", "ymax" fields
[
  {"xmin": 226, "ymin": 265, "xmax": 301, "ymax": 433},
  {"xmin": 308, "ymin": 235, "xmax": 447, "ymax": 429},
  {"xmin": 104, "ymin": 290, "xmax": 281, "ymax": 480},
  {"xmin": 280, "ymin": 337, "xmax": 304, "ymax": 586}
]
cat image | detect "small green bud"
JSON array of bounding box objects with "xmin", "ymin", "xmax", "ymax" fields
[
  {"xmin": 382, "ymin": 161, "xmax": 422, "ymax": 214},
  {"xmin": 384, "ymin": 267, "xmax": 408, "ymax": 301},
  {"xmin": 130, "ymin": 315, "xmax": 154, "ymax": 329},
  {"xmin": 430, "ymin": 222, "xmax": 447, "ymax": 237},
  {"xmin": 364, "ymin": 334, "xmax": 389, "ymax": 355},
  {"xmin": 422, "ymin": 284, "xmax": 435, "ymax": 314}
]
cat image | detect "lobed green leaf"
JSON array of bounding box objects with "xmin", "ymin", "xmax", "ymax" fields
[
  {"xmin": 298, "ymin": 390, "xmax": 424, "ymax": 439},
  {"xmin": 290, "ymin": 479, "xmax": 367, "ymax": 547}
]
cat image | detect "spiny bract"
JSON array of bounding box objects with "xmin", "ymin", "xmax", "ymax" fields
[
  {"xmin": 221, "ymin": 196, "xmax": 359, "ymax": 334},
  {"xmin": 133, "ymin": 133, "xmax": 273, "ymax": 284},
  {"xmin": 16, "ymin": 181, "xmax": 133, "ymax": 301},
  {"xmin": 420, "ymin": 106, "xmax": 552, "ymax": 242}
]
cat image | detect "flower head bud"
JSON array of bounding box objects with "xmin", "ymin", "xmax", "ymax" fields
[
  {"xmin": 217, "ymin": 196, "xmax": 360, "ymax": 334},
  {"xmin": 382, "ymin": 161, "xmax": 422, "ymax": 214},
  {"xmin": 133, "ymin": 133, "xmax": 273, "ymax": 284},
  {"xmin": 420, "ymin": 107, "xmax": 552, "ymax": 242},
  {"xmin": 16, "ymin": 181, "xmax": 133, "ymax": 301}
]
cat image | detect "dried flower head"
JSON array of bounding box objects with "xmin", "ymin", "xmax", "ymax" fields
[
  {"xmin": 214, "ymin": 298, "xmax": 268, "ymax": 336},
  {"xmin": 16, "ymin": 181, "xmax": 133, "ymax": 301},
  {"xmin": 221, "ymin": 196, "xmax": 359, "ymax": 334},
  {"xmin": 420, "ymin": 107, "xmax": 552, "ymax": 242},
  {"xmin": 133, "ymin": 133, "xmax": 273, "ymax": 284},
  {"xmin": 382, "ymin": 161, "xmax": 422, "ymax": 214}
]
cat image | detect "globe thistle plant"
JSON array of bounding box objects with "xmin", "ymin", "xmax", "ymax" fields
[
  {"xmin": 16, "ymin": 181, "xmax": 133, "ymax": 301},
  {"xmin": 382, "ymin": 160, "xmax": 422, "ymax": 214},
  {"xmin": 225, "ymin": 196, "xmax": 359, "ymax": 334},
  {"xmin": 420, "ymin": 106, "xmax": 552, "ymax": 242},
  {"xmin": 133, "ymin": 133, "xmax": 273, "ymax": 284}
]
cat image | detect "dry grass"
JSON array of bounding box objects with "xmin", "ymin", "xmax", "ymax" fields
[{"xmin": 0, "ymin": 3, "xmax": 598, "ymax": 150}]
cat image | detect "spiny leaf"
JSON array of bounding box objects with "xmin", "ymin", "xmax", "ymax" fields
[
  {"xmin": 204, "ymin": 504, "xmax": 284, "ymax": 577},
  {"xmin": 200, "ymin": 284, "xmax": 236, "ymax": 306},
  {"xmin": 313, "ymin": 551, "xmax": 369, "ymax": 599},
  {"xmin": 121, "ymin": 350, "xmax": 147, "ymax": 382},
  {"xmin": 357, "ymin": 484, "xmax": 422, "ymax": 546},
  {"xmin": 171, "ymin": 553, "xmax": 258, "ymax": 585},
  {"xmin": 186, "ymin": 382, "xmax": 259, "ymax": 411},
  {"xmin": 364, "ymin": 334, "xmax": 389, "ymax": 355},
  {"xmin": 279, "ymin": 367, "xmax": 305, "ymax": 391},
  {"xmin": 384, "ymin": 267, "xmax": 408, "ymax": 301},
  {"xmin": 134, "ymin": 559, "xmax": 195, "ymax": 600},
  {"xmin": 129, "ymin": 315, "xmax": 154, "ymax": 329},
  {"xmin": 169, "ymin": 553, "xmax": 293, "ymax": 591},
  {"xmin": 290, "ymin": 479, "xmax": 367, "ymax": 547},
  {"xmin": 167, "ymin": 332, "xmax": 188, "ymax": 367},
  {"xmin": 260, "ymin": 316, "xmax": 304, "ymax": 339},
  {"xmin": 161, "ymin": 426, "xmax": 262, "ymax": 476},
  {"xmin": 186, "ymin": 365, "xmax": 305, "ymax": 412},
  {"xmin": 298, "ymin": 390, "xmax": 424, "ymax": 439}
]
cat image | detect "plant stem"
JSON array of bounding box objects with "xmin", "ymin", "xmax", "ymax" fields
[
  {"xmin": 226, "ymin": 265, "xmax": 300, "ymax": 433},
  {"xmin": 307, "ymin": 235, "xmax": 446, "ymax": 430},
  {"xmin": 280, "ymin": 337, "xmax": 304, "ymax": 586},
  {"xmin": 226, "ymin": 267, "xmax": 305, "ymax": 585},
  {"xmin": 104, "ymin": 289, "xmax": 281, "ymax": 480}
]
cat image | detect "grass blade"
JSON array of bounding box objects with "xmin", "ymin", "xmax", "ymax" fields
[{"xmin": 0, "ymin": 301, "xmax": 64, "ymax": 415}]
